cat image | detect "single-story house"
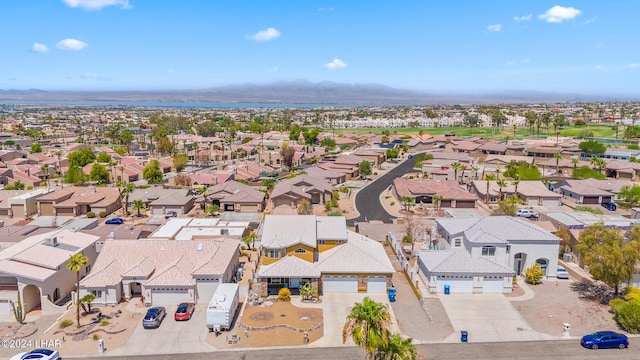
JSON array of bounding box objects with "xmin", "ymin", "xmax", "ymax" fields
[
  {"xmin": 128, "ymin": 187, "xmax": 195, "ymax": 216},
  {"xmin": 36, "ymin": 186, "xmax": 122, "ymax": 217},
  {"xmin": 393, "ymin": 178, "xmax": 477, "ymax": 208}
]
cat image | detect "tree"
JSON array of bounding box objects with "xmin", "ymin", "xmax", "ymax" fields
[
  {"xmin": 553, "ymin": 153, "xmax": 563, "ymax": 173},
  {"xmin": 143, "ymin": 160, "xmax": 163, "ymax": 184},
  {"xmin": 80, "ymin": 293, "xmax": 96, "ymax": 314},
  {"xmin": 386, "ymin": 148, "xmax": 399, "ymax": 159},
  {"xmin": 376, "ymin": 333, "xmax": 417, "ymax": 360},
  {"xmin": 496, "ymin": 179, "xmax": 507, "ymax": 201},
  {"xmin": 484, "ymin": 174, "xmax": 496, "ymax": 203},
  {"xmin": 400, "ymin": 196, "xmax": 415, "ymax": 212},
  {"xmin": 205, "ymin": 204, "xmax": 220, "ymax": 216},
  {"xmin": 571, "ymin": 157, "xmax": 579, "ymax": 169},
  {"xmin": 320, "ymin": 137, "xmax": 337, "ymax": 149},
  {"xmin": 524, "ymin": 263, "xmax": 544, "ymax": 285},
  {"xmin": 41, "ymin": 164, "xmax": 50, "ymax": 189},
  {"xmin": 619, "ymin": 185, "xmax": 640, "ymax": 208},
  {"xmin": 55, "ymin": 151, "xmax": 64, "ymax": 189},
  {"xmin": 120, "ymin": 128, "xmax": 134, "ymax": 154},
  {"xmin": 472, "ymin": 166, "xmax": 480, "ymax": 180},
  {"xmin": 132, "ymin": 199, "xmax": 146, "ymax": 217},
  {"xmin": 297, "ymin": 199, "xmax": 314, "ymax": 215},
  {"xmin": 68, "ymin": 148, "xmax": 96, "ymax": 167},
  {"xmin": 577, "ymin": 223, "xmax": 640, "ymax": 295},
  {"xmin": 64, "ymin": 164, "xmax": 85, "ymax": 185},
  {"xmin": 96, "ymin": 152, "xmax": 112, "ymax": 163},
  {"xmin": 30, "ymin": 142, "xmax": 43, "ymax": 154},
  {"xmin": 121, "ymin": 183, "xmax": 135, "ymax": 215},
  {"xmin": 89, "ymin": 163, "xmax": 110, "ymax": 184},
  {"xmin": 67, "ymin": 253, "xmax": 89, "ymax": 328},
  {"xmin": 343, "ymin": 297, "xmax": 392, "ymax": 360},
  {"xmin": 579, "ymin": 140, "xmax": 607, "ymax": 156},
  {"xmin": 242, "ymin": 231, "xmax": 257, "ymax": 250},
  {"xmin": 451, "ymin": 162, "xmax": 461, "ymax": 183},
  {"xmin": 359, "ymin": 160, "xmax": 372, "ymax": 178},
  {"xmin": 432, "ymin": 195, "xmax": 443, "ymax": 211},
  {"xmin": 280, "ymin": 145, "xmax": 296, "ymax": 168},
  {"xmin": 173, "ymin": 154, "xmax": 188, "ymax": 172}
]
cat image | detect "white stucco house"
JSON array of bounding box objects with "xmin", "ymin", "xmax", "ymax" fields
[
  {"xmin": 0, "ymin": 229, "xmax": 100, "ymax": 315},
  {"xmin": 417, "ymin": 216, "xmax": 561, "ymax": 294},
  {"xmin": 79, "ymin": 238, "xmax": 240, "ymax": 306}
]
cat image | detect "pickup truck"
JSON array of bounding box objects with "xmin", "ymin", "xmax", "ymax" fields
[{"xmin": 516, "ymin": 209, "xmax": 539, "ymax": 219}]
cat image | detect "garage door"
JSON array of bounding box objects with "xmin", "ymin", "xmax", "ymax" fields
[
  {"xmin": 323, "ymin": 276, "xmax": 358, "ymax": 293},
  {"xmin": 196, "ymin": 281, "xmax": 219, "ymax": 304},
  {"xmin": 440, "ymin": 200, "xmax": 452, "ymax": 208},
  {"xmin": 438, "ymin": 277, "xmax": 473, "ymax": 293},
  {"xmin": 57, "ymin": 207, "xmax": 74, "ymax": 216},
  {"xmin": 40, "ymin": 202, "xmax": 54, "ymax": 216},
  {"xmin": 150, "ymin": 288, "xmax": 191, "ymax": 305},
  {"xmin": 366, "ymin": 276, "xmax": 387, "ymax": 293},
  {"xmin": 0, "ymin": 299, "xmax": 10, "ymax": 315},
  {"xmin": 542, "ymin": 198, "xmax": 559, "ymax": 207},
  {"xmin": 483, "ymin": 277, "xmax": 504, "ymax": 293},
  {"xmin": 527, "ymin": 197, "xmax": 538, "ymax": 206},
  {"xmin": 582, "ymin": 197, "xmax": 598, "ymax": 204},
  {"xmin": 166, "ymin": 206, "xmax": 183, "ymax": 215},
  {"xmin": 11, "ymin": 204, "xmax": 24, "ymax": 218},
  {"xmin": 456, "ymin": 201, "xmax": 475, "ymax": 209},
  {"xmin": 152, "ymin": 207, "xmax": 164, "ymax": 215}
]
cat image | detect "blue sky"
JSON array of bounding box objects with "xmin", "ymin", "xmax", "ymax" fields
[{"xmin": 1, "ymin": 0, "xmax": 639, "ymax": 96}]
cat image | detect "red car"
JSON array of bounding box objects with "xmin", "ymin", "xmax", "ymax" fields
[{"xmin": 174, "ymin": 302, "xmax": 195, "ymax": 321}]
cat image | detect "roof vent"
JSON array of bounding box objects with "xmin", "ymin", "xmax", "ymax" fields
[{"xmin": 197, "ymin": 243, "xmax": 204, "ymax": 251}]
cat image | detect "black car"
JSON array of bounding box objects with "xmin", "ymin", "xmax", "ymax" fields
[{"xmin": 143, "ymin": 307, "xmax": 166, "ymax": 329}]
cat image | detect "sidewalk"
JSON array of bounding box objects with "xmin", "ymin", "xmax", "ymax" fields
[{"xmin": 507, "ymin": 278, "xmax": 536, "ymax": 302}]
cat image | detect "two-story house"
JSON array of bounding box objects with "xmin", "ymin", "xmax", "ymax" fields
[
  {"xmin": 416, "ymin": 216, "xmax": 560, "ymax": 294},
  {"xmin": 255, "ymin": 215, "xmax": 394, "ymax": 297}
]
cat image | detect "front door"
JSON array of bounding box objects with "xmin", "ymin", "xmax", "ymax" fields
[{"xmin": 289, "ymin": 278, "xmax": 301, "ymax": 289}]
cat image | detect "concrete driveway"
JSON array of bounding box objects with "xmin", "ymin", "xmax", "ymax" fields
[
  {"xmin": 438, "ymin": 293, "xmax": 555, "ymax": 343},
  {"xmin": 310, "ymin": 293, "xmax": 399, "ymax": 348},
  {"xmin": 107, "ymin": 304, "xmax": 215, "ymax": 356}
]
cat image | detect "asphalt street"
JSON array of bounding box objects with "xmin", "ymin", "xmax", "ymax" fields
[
  {"xmin": 69, "ymin": 340, "xmax": 640, "ymax": 360},
  {"xmin": 347, "ymin": 153, "xmax": 423, "ymax": 226}
]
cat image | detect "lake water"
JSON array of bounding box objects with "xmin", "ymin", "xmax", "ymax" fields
[{"xmin": 0, "ymin": 100, "xmax": 346, "ymax": 109}]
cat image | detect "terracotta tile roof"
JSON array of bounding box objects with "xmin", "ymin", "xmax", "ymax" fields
[{"xmin": 393, "ymin": 178, "xmax": 477, "ymax": 201}]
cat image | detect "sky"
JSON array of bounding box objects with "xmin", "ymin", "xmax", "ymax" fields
[{"xmin": 1, "ymin": 0, "xmax": 639, "ymax": 96}]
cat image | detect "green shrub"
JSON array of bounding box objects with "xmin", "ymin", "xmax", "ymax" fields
[
  {"xmin": 524, "ymin": 263, "xmax": 544, "ymax": 285},
  {"xmin": 87, "ymin": 211, "xmax": 96, "ymax": 218},
  {"xmin": 99, "ymin": 211, "xmax": 108, "ymax": 218},
  {"xmin": 100, "ymin": 319, "xmax": 110, "ymax": 326},
  {"xmin": 278, "ymin": 287, "xmax": 291, "ymax": 302},
  {"xmin": 92, "ymin": 333, "xmax": 101, "ymax": 340},
  {"xmin": 628, "ymin": 144, "xmax": 640, "ymax": 150},
  {"xmin": 328, "ymin": 211, "xmax": 342, "ymax": 216},
  {"xmin": 612, "ymin": 301, "xmax": 640, "ymax": 333},
  {"xmin": 390, "ymin": 201, "xmax": 395, "ymax": 206},
  {"xmin": 575, "ymin": 206, "xmax": 603, "ymax": 214},
  {"xmin": 59, "ymin": 319, "xmax": 73, "ymax": 328}
]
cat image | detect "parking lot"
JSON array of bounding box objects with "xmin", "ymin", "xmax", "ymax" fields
[{"xmin": 107, "ymin": 304, "xmax": 214, "ymax": 356}]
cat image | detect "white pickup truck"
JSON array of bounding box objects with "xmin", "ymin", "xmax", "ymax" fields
[{"xmin": 516, "ymin": 209, "xmax": 539, "ymax": 219}]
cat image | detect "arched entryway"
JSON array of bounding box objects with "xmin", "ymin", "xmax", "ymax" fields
[
  {"xmin": 514, "ymin": 253, "xmax": 527, "ymax": 275},
  {"xmin": 536, "ymin": 258, "xmax": 549, "ymax": 276},
  {"xmin": 22, "ymin": 284, "xmax": 41, "ymax": 313},
  {"xmin": 129, "ymin": 282, "xmax": 142, "ymax": 298}
]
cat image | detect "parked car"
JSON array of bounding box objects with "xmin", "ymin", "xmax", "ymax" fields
[
  {"xmin": 601, "ymin": 201, "xmax": 617, "ymax": 211},
  {"xmin": 516, "ymin": 209, "xmax": 539, "ymax": 219},
  {"xmin": 557, "ymin": 265, "xmax": 570, "ymax": 280},
  {"xmin": 143, "ymin": 306, "xmax": 167, "ymax": 329},
  {"xmin": 105, "ymin": 217, "xmax": 124, "ymax": 225},
  {"xmin": 165, "ymin": 211, "xmax": 177, "ymax": 218},
  {"xmin": 580, "ymin": 331, "xmax": 628, "ymax": 349},
  {"xmin": 174, "ymin": 302, "xmax": 195, "ymax": 321},
  {"xmin": 10, "ymin": 349, "xmax": 61, "ymax": 360}
]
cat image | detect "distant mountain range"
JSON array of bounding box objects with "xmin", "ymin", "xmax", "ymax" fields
[{"xmin": 0, "ymin": 80, "xmax": 634, "ymax": 105}]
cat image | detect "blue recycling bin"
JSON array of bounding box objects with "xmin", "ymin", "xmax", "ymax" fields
[
  {"xmin": 444, "ymin": 285, "xmax": 450, "ymax": 295},
  {"xmin": 461, "ymin": 331, "xmax": 468, "ymax": 343},
  {"xmin": 387, "ymin": 286, "xmax": 397, "ymax": 302}
]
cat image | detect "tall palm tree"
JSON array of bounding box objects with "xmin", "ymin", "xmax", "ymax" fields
[
  {"xmin": 40, "ymin": 164, "xmax": 49, "ymax": 189},
  {"xmin": 451, "ymin": 162, "xmax": 461, "ymax": 183},
  {"xmin": 553, "ymin": 153, "xmax": 563, "ymax": 174},
  {"xmin": 432, "ymin": 194, "xmax": 443, "ymax": 211},
  {"xmin": 132, "ymin": 199, "xmax": 146, "ymax": 217},
  {"xmin": 512, "ymin": 179, "xmax": 520, "ymax": 197},
  {"xmin": 55, "ymin": 151, "xmax": 64, "ymax": 189},
  {"xmin": 472, "ymin": 166, "xmax": 480, "ymax": 180},
  {"xmin": 571, "ymin": 157, "xmax": 579, "ymax": 169},
  {"xmin": 199, "ymin": 185, "xmax": 210, "ymax": 207},
  {"xmin": 496, "ymin": 179, "xmax": 507, "ymax": 201},
  {"xmin": 376, "ymin": 333, "xmax": 417, "ymax": 360},
  {"xmin": 121, "ymin": 183, "xmax": 135, "ymax": 216},
  {"xmin": 485, "ymin": 174, "xmax": 496, "ymax": 203},
  {"xmin": 343, "ymin": 297, "xmax": 392, "ymax": 359},
  {"xmin": 67, "ymin": 253, "xmax": 88, "ymax": 328}
]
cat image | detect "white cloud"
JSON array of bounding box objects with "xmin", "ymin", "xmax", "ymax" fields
[
  {"xmin": 61, "ymin": 0, "xmax": 132, "ymax": 10},
  {"xmin": 539, "ymin": 6, "xmax": 581, "ymax": 23},
  {"xmin": 56, "ymin": 38, "xmax": 88, "ymax": 51},
  {"xmin": 323, "ymin": 58, "xmax": 347, "ymax": 70},
  {"xmin": 487, "ymin": 24, "xmax": 502, "ymax": 32},
  {"xmin": 31, "ymin": 42, "xmax": 49, "ymax": 53},
  {"xmin": 629, "ymin": 64, "xmax": 638, "ymax": 69},
  {"xmin": 582, "ymin": 17, "xmax": 596, "ymax": 25},
  {"xmin": 80, "ymin": 72, "xmax": 112, "ymax": 81},
  {"xmin": 249, "ymin": 28, "xmax": 281, "ymax": 41},
  {"xmin": 513, "ymin": 14, "xmax": 532, "ymax": 21}
]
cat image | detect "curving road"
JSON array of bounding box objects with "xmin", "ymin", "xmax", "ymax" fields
[{"xmin": 347, "ymin": 153, "xmax": 423, "ymax": 226}]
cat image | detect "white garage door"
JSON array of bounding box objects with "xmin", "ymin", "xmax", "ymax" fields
[
  {"xmin": 152, "ymin": 207, "xmax": 164, "ymax": 216},
  {"xmin": 542, "ymin": 198, "xmax": 559, "ymax": 207},
  {"xmin": 483, "ymin": 277, "xmax": 504, "ymax": 293},
  {"xmin": 150, "ymin": 288, "xmax": 191, "ymax": 305},
  {"xmin": 367, "ymin": 276, "xmax": 387, "ymax": 293},
  {"xmin": 527, "ymin": 197, "xmax": 539, "ymax": 206},
  {"xmin": 438, "ymin": 277, "xmax": 473, "ymax": 293},
  {"xmin": 0, "ymin": 299, "xmax": 10, "ymax": 315},
  {"xmin": 196, "ymin": 281, "xmax": 219, "ymax": 304},
  {"xmin": 323, "ymin": 276, "xmax": 358, "ymax": 293},
  {"xmin": 166, "ymin": 206, "xmax": 183, "ymax": 215}
]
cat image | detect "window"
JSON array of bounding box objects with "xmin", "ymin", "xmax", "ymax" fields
[
  {"xmin": 294, "ymin": 248, "xmax": 306, "ymax": 254},
  {"xmin": 269, "ymin": 250, "xmax": 281, "ymax": 258},
  {"xmin": 92, "ymin": 290, "xmax": 102, "ymax": 298},
  {"xmin": 482, "ymin": 246, "xmax": 496, "ymax": 256},
  {"xmin": 269, "ymin": 278, "xmax": 283, "ymax": 284},
  {"xmin": 506, "ymin": 245, "xmax": 511, "ymax": 253},
  {"xmin": 318, "ymin": 240, "xmax": 326, "ymax": 245},
  {"xmin": 454, "ymin": 239, "xmax": 461, "ymax": 247},
  {"xmin": 335, "ymin": 240, "xmax": 345, "ymax": 244}
]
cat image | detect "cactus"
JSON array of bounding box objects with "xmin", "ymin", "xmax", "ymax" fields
[{"xmin": 10, "ymin": 291, "xmax": 27, "ymax": 324}]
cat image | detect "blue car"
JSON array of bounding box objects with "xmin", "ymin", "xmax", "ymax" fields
[
  {"xmin": 105, "ymin": 217, "xmax": 124, "ymax": 225},
  {"xmin": 601, "ymin": 202, "xmax": 617, "ymax": 211},
  {"xmin": 581, "ymin": 331, "xmax": 628, "ymax": 349}
]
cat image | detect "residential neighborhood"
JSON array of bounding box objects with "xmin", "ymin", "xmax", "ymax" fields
[{"xmin": 2, "ymin": 102, "xmax": 640, "ymax": 359}]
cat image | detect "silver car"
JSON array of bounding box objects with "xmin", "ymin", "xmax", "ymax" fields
[
  {"xmin": 557, "ymin": 266, "xmax": 570, "ymax": 279},
  {"xmin": 143, "ymin": 306, "xmax": 167, "ymax": 329}
]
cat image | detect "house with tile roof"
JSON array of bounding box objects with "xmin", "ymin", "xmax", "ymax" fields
[
  {"xmin": 79, "ymin": 237, "xmax": 240, "ymax": 306},
  {"xmin": 416, "ymin": 216, "xmax": 560, "ymax": 294},
  {"xmin": 36, "ymin": 186, "xmax": 122, "ymax": 217},
  {"xmin": 128, "ymin": 187, "xmax": 195, "ymax": 216},
  {"xmin": 270, "ymin": 175, "xmax": 334, "ymax": 210},
  {"xmin": 469, "ymin": 180, "xmax": 562, "ymax": 206},
  {"xmin": 204, "ymin": 180, "xmax": 265, "ymax": 213},
  {"xmin": 0, "ymin": 229, "xmax": 100, "ymax": 316},
  {"xmin": 553, "ymin": 178, "xmax": 629, "ymax": 204},
  {"xmin": 255, "ymin": 215, "xmax": 394, "ymax": 296},
  {"xmin": 393, "ymin": 178, "xmax": 477, "ymax": 208}
]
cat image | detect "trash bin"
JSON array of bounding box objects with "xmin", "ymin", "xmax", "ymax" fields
[
  {"xmin": 98, "ymin": 339, "xmax": 105, "ymax": 353},
  {"xmin": 444, "ymin": 285, "xmax": 450, "ymax": 295},
  {"xmin": 461, "ymin": 331, "xmax": 468, "ymax": 343},
  {"xmin": 388, "ymin": 286, "xmax": 397, "ymax": 302}
]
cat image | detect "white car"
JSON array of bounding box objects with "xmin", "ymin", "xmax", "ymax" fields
[
  {"xmin": 10, "ymin": 349, "xmax": 61, "ymax": 360},
  {"xmin": 557, "ymin": 266, "xmax": 570, "ymax": 280}
]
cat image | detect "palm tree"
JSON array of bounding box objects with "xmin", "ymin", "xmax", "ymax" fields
[
  {"xmin": 132, "ymin": 199, "xmax": 146, "ymax": 217},
  {"xmin": 472, "ymin": 166, "xmax": 480, "ymax": 180},
  {"xmin": 451, "ymin": 162, "xmax": 461, "ymax": 182},
  {"xmin": 571, "ymin": 157, "xmax": 579, "ymax": 169},
  {"xmin": 297, "ymin": 199, "xmax": 314, "ymax": 215},
  {"xmin": 343, "ymin": 297, "xmax": 392, "ymax": 359},
  {"xmin": 512, "ymin": 179, "xmax": 520, "ymax": 197},
  {"xmin": 553, "ymin": 153, "xmax": 562, "ymax": 174},
  {"xmin": 496, "ymin": 179, "xmax": 507, "ymax": 201},
  {"xmin": 67, "ymin": 253, "xmax": 88, "ymax": 328},
  {"xmin": 199, "ymin": 185, "xmax": 210, "ymax": 207},
  {"xmin": 376, "ymin": 333, "xmax": 417, "ymax": 360},
  {"xmin": 242, "ymin": 231, "xmax": 258, "ymax": 250},
  {"xmin": 56, "ymin": 151, "xmax": 64, "ymax": 189},
  {"xmin": 40, "ymin": 164, "xmax": 49, "ymax": 189},
  {"xmin": 485, "ymin": 174, "xmax": 496, "ymax": 203},
  {"xmin": 121, "ymin": 183, "xmax": 135, "ymax": 216},
  {"xmin": 432, "ymin": 194, "xmax": 443, "ymax": 211}
]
